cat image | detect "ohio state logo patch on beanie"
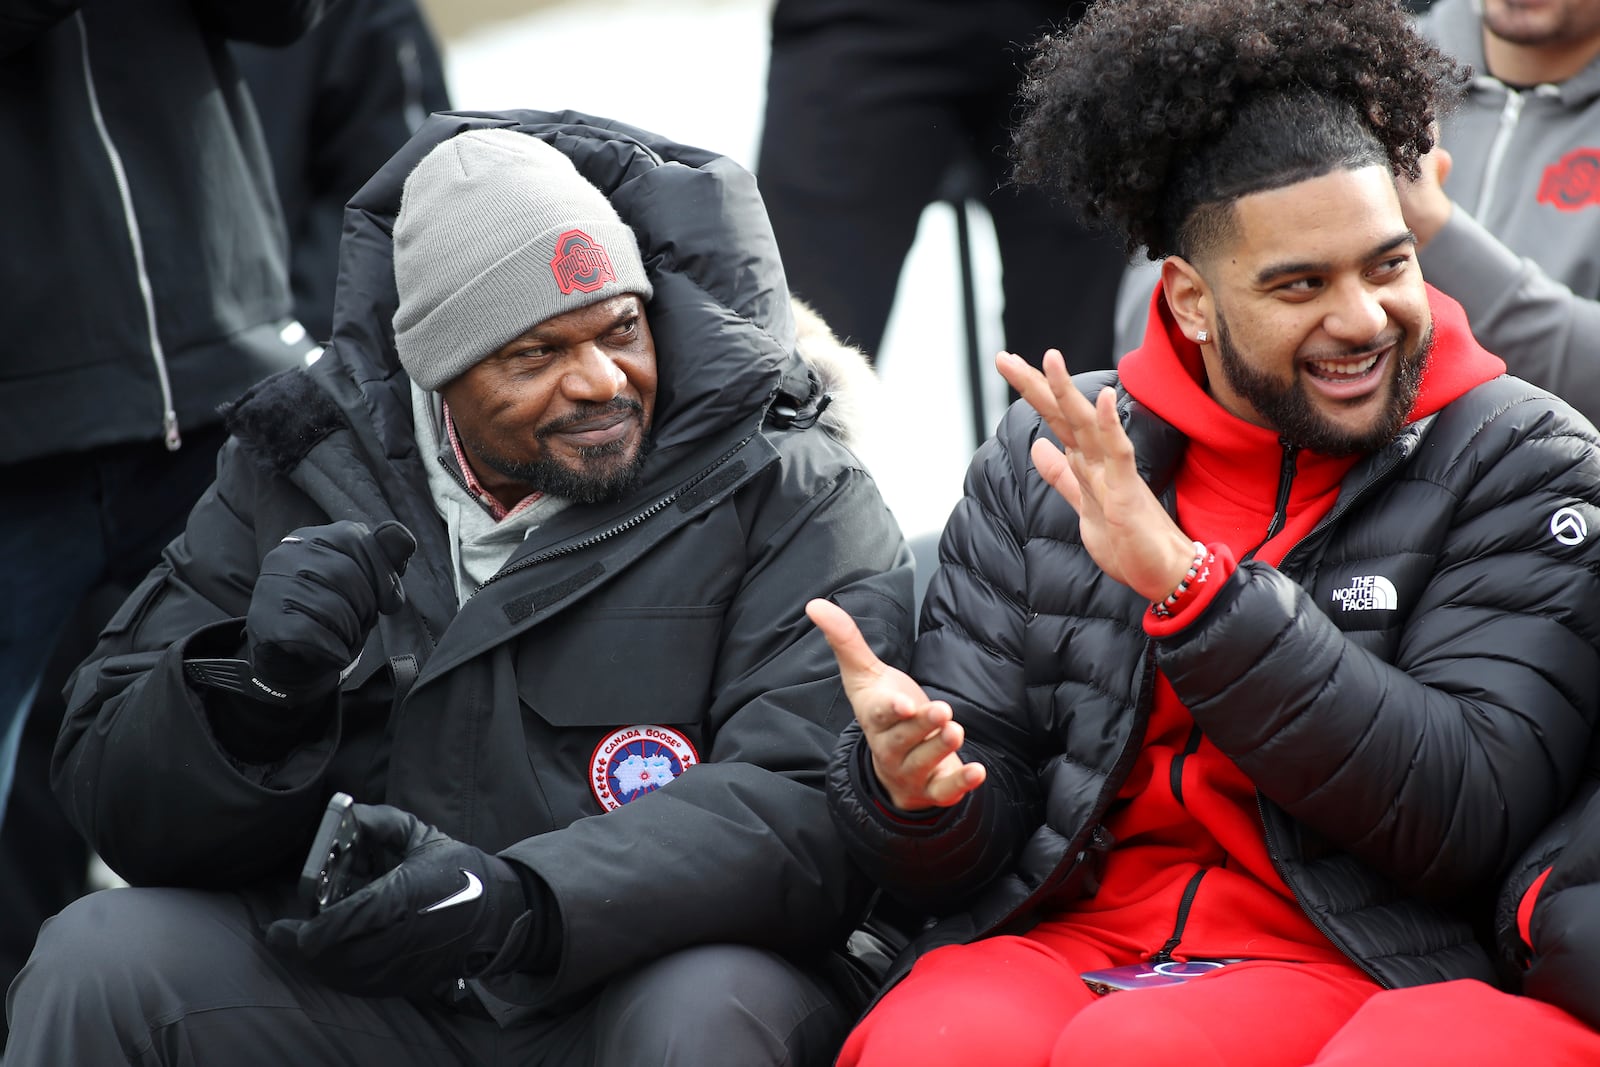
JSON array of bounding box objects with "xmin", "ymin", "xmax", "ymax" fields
[
  {"xmin": 590, "ymin": 725, "xmax": 700, "ymax": 811},
  {"xmin": 550, "ymin": 229, "xmax": 618, "ymax": 294}
]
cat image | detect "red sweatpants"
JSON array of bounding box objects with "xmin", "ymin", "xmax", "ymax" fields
[{"xmin": 838, "ymin": 926, "xmax": 1600, "ymax": 1067}]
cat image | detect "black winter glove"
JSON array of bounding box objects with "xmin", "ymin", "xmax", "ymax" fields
[
  {"xmin": 244, "ymin": 520, "xmax": 416, "ymax": 704},
  {"xmin": 1525, "ymin": 794, "xmax": 1600, "ymax": 1031},
  {"xmin": 266, "ymin": 804, "xmax": 536, "ymax": 998}
]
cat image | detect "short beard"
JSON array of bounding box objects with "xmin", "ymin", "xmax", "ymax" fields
[
  {"xmin": 1214, "ymin": 311, "xmax": 1431, "ymax": 456},
  {"xmin": 465, "ymin": 399, "xmax": 649, "ymax": 506}
]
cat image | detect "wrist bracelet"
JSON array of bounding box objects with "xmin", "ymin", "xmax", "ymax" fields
[{"xmin": 1150, "ymin": 541, "xmax": 1211, "ymax": 619}]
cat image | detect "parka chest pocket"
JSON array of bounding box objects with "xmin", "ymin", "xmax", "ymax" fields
[{"xmin": 513, "ymin": 602, "xmax": 728, "ymax": 729}]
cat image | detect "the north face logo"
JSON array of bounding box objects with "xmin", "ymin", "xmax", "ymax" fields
[
  {"xmin": 550, "ymin": 229, "xmax": 617, "ymax": 294},
  {"xmin": 1330, "ymin": 575, "xmax": 1398, "ymax": 612},
  {"xmin": 1537, "ymin": 148, "xmax": 1600, "ymax": 212}
]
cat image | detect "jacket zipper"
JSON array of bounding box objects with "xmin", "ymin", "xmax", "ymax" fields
[
  {"xmin": 1160, "ymin": 437, "xmax": 1293, "ymax": 960},
  {"xmin": 75, "ymin": 13, "xmax": 181, "ymax": 451},
  {"xmin": 1241, "ymin": 439, "xmax": 1298, "ymax": 562},
  {"xmin": 1149, "ymin": 869, "xmax": 1207, "ymax": 964},
  {"xmin": 396, "ymin": 35, "xmax": 427, "ymax": 131},
  {"xmin": 1257, "ymin": 794, "xmax": 1386, "ymax": 986},
  {"xmin": 1247, "ymin": 435, "xmax": 1414, "ymax": 987},
  {"xmin": 474, "ymin": 427, "xmax": 759, "ymax": 592},
  {"xmin": 1473, "ymin": 84, "xmax": 1525, "ymax": 222}
]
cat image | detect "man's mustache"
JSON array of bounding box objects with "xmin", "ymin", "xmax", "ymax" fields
[{"xmin": 536, "ymin": 398, "xmax": 645, "ymax": 440}]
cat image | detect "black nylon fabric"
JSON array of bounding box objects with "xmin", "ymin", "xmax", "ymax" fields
[{"xmin": 831, "ymin": 363, "xmax": 1600, "ymax": 994}]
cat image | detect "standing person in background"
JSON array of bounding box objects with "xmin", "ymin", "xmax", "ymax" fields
[
  {"xmin": 232, "ymin": 0, "xmax": 451, "ymax": 344},
  {"xmin": 0, "ymin": 1, "xmax": 327, "ymax": 829},
  {"xmin": 1396, "ymin": 0, "xmax": 1600, "ymax": 423},
  {"xmin": 0, "ymin": 0, "xmax": 447, "ymax": 1039},
  {"xmin": 755, "ymin": 0, "xmax": 1125, "ymax": 377},
  {"xmin": 813, "ymin": 0, "xmax": 1600, "ymax": 1062}
]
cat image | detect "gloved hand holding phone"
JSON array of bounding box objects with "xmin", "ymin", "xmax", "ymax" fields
[{"xmin": 267, "ymin": 802, "xmax": 545, "ymax": 998}]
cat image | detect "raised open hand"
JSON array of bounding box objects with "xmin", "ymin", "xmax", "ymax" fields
[
  {"xmin": 806, "ymin": 598, "xmax": 985, "ymax": 811},
  {"xmin": 996, "ymin": 349, "xmax": 1196, "ymax": 604}
]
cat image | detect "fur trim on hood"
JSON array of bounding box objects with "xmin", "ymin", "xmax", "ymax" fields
[{"xmin": 791, "ymin": 297, "xmax": 879, "ymax": 451}]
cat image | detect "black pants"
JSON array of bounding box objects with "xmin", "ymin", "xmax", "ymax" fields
[
  {"xmin": 756, "ymin": 0, "xmax": 1125, "ymax": 372},
  {"xmin": 5, "ymin": 886, "xmax": 849, "ymax": 1066}
]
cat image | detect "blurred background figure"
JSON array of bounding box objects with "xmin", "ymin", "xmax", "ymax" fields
[
  {"xmin": 0, "ymin": 0, "xmax": 452, "ymax": 1040},
  {"xmin": 1397, "ymin": 0, "xmax": 1600, "ymax": 422},
  {"xmin": 755, "ymin": 0, "xmax": 1125, "ymax": 392},
  {"xmin": 0, "ymin": 0, "xmax": 325, "ymax": 874},
  {"xmin": 232, "ymin": 0, "xmax": 451, "ymax": 343}
]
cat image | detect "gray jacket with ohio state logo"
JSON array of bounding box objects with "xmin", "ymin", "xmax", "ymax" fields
[
  {"xmin": 1417, "ymin": 0, "xmax": 1600, "ymax": 422},
  {"xmin": 51, "ymin": 111, "xmax": 915, "ymax": 1021}
]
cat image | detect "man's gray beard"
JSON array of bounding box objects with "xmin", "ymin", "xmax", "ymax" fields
[{"xmin": 476, "ymin": 437, "xmax": 649, "ymax": 506}]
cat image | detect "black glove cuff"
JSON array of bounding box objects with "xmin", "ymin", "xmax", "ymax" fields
[{"xmin": 475, "ymin": 859, "xmax": 560, "ymax": 977}]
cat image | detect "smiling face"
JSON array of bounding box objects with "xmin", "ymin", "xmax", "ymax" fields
[
  {"xmin": 439, "ymin": 294, "xmax": 658, "ymax": 508},
  {"xmin": 1483, "ymin": 0, "xmax": 1600, "ymax": 48},
  {"xmin": 1164, "ymin": 165, "xmax": 1433, "ymax": 455}
]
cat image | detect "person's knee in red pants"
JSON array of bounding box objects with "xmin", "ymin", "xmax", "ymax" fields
[{"xmin": 1310, "ymin": 979, "xmax": 1600, "ymax": 1067}]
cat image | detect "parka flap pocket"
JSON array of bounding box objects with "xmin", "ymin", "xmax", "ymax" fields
[{"xmin": 514, "ymin": 603, "xmax": 726, "ymax": 727}]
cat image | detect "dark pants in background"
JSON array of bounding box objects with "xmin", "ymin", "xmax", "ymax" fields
[
  {"xmin": 757, "ymin": 0, "xmax": 1126, "ymax": 374},
  {"xmin": 0, "ymin": 423, "xmax": 230, "ymax": 1044}
]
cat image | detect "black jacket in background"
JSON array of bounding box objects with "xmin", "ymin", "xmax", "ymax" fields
[
  {"xmin": 0, "ymin": 0, "xmax": 330, "ymax": 464},
  {"xmin": 232, "ymin": 0, "xmax": 451, "ymax": 343}
]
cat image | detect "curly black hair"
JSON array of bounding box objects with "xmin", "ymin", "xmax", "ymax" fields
[{"xmin": 1010, "ymin": 0, "xmax": 1468, "ymax": 260}]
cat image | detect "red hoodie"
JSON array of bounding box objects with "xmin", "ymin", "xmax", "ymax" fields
[{"xmin": 1048, "ymin": 286, "xmax": 1505, "ymax": 966}]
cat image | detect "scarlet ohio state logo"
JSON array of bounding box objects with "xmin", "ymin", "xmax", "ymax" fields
[
  {"xmin": 549, "ymin": 229, "xmax": 618, "ymax": 294},
  {"xmin": 1537, "ymin": 148, "xmax": 1600, "ymax": 212}
]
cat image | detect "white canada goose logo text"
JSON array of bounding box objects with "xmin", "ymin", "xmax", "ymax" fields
[{"xmin": 1331, "ymin": 575, "xmax": 1398, "ymax": 612}]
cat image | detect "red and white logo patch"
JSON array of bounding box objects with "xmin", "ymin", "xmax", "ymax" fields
[
  {"xmin": 590, "ymin": 725, "xmax": 700, "ymax": 812},
  {"xmin": 550, "ymin": 228, "xmax": 618, "ymax": 294},
  {"xmin": 1537, "ymin": 147, "xmax": 1600, "ymax": 212}
]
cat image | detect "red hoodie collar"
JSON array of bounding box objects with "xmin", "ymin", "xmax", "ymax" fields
[{"xmin": 1117, "ymin": 283, "xmax": 1505, "ymax": 447}]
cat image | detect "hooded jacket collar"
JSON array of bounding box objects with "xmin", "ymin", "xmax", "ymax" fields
[{"xmin": 1115, "ymin": 284, "xmax": 1505, "ymax": 518}]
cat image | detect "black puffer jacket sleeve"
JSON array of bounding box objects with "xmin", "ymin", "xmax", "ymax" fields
[
  {"xmin": 52, "ymin": 440, "xmax": 341, "ymax": 887},
  {"xmin": 828, "ymin": 399, "xmax": 1052, "ymax": 913},
  {"xmin": 1161, "ymin": 385, "xmax": 1600, "ymax": 899},
  {"xmin": 1504, "ymin": 784, "xmax": 1600, "ymax": 1030}
]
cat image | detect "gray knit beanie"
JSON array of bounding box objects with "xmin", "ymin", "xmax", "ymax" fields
[{"xmin": 392, "ymin": 128, "xmax": 653, "ymax": 391}]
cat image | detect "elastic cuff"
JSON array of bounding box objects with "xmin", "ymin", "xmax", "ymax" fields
[
  {"xmin": 1519, "ymin": 865, "xmax": 1555, "ymax": 964},
  {"xmin": 1144, "ymin": 542, "xmax": 1236, "ymax": 638},
  {"xmin": 853, "ymin": 734, "xmax": 947, "ymax": 826},
  {"xmin": 480, "ymin": 858, "xmax": 560, "ymax": 976}
]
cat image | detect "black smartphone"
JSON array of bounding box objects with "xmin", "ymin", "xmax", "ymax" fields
[{"xmin": 298, "ymin": 792, "xmax": 361, "ymax": 913}]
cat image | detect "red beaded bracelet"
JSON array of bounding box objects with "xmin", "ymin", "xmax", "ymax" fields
[{"xmin": 1150, "ymin": 540, "xmax": 1211, "ymax": 619}]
